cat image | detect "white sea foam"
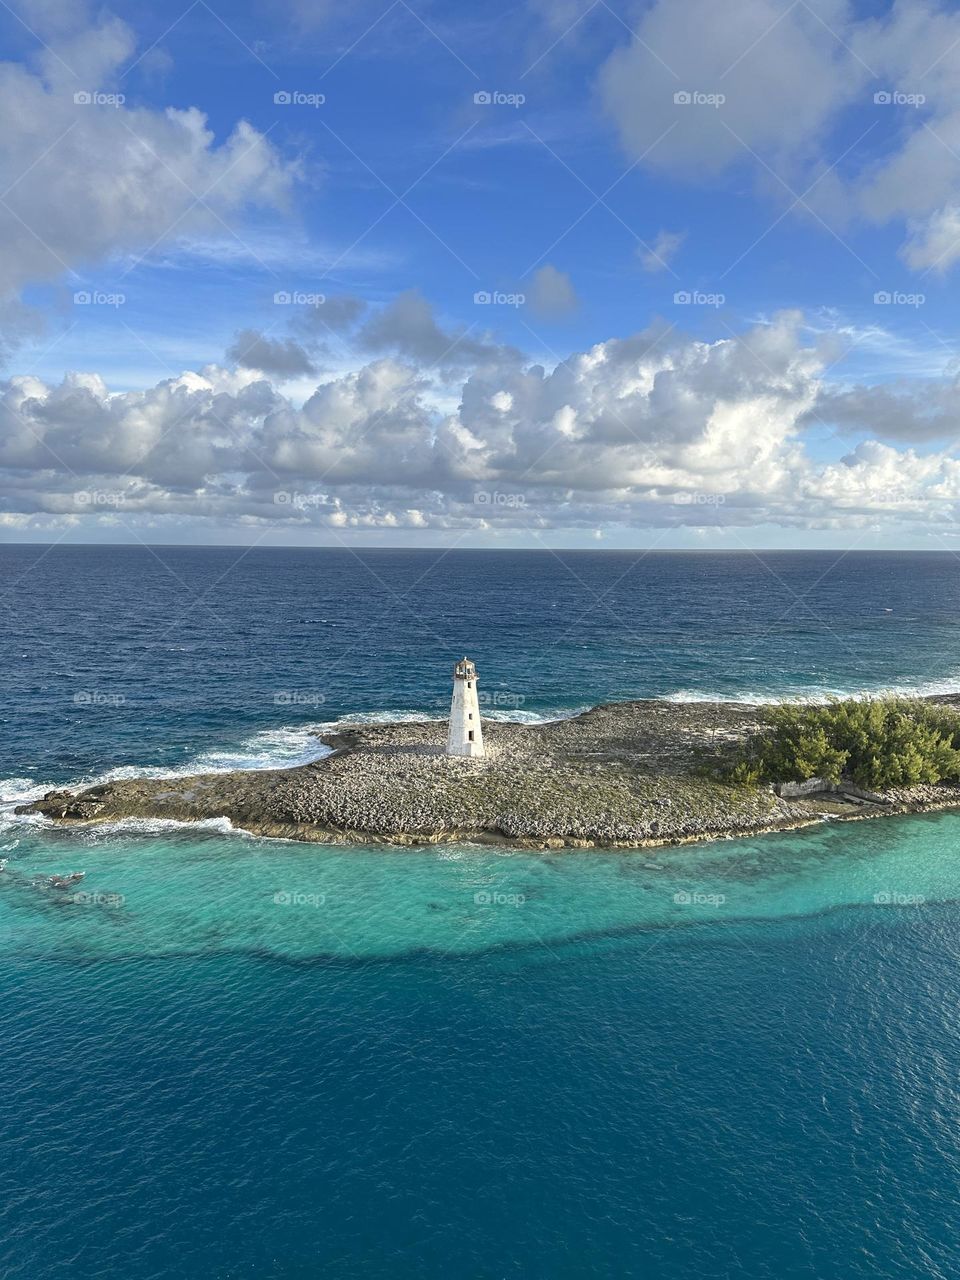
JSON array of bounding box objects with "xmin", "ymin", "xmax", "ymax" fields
[
  {"xmin": 659, "ymin": 674, "xmax": 960, "ymax": 706},
  {"xmin": 659, "ymin": 688, "xmax": 827, "ymax": 706},
  {"xmin": 319, "ymin": 706, "xmax": 582, "ymax": 727},
  {"xmin": 8, "ymin": 678, "xmax": 958, "ymax": 836},
  {"xmin": 0, "ymin": 778, "xmax": 54, "ymax": 831},
  {"xmin": 0, "ymin": 724, "xmax": 334, "ymax": 832},
  {"xmin": 0, "ymin": 701, "xmax": 585, "ymax": 833},
  {"xmin": 136, "ymin": 724, "xmax": 335, "ymax": 776},
  {"xmin": 86, "ymin": 815, "xmax": 242, "ymax": 839},
  {"xmin": 899, "ymin": 673, "xmax": 960, "ymax": 698},
  {"xmin": 0, "ymin": 777, "xmax": 50, "ymax": 806},
  {"xmin": 321, "ymin": 709, "xmax": 444, "ymax": 726},
  {"xmin": 483, "ymin": 707, "xmax": 588, "ymax": 724}
]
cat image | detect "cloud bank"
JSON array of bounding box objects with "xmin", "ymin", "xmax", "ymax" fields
[{"xmin": 4, "ymin": 305, "xmax": 960, "ymax": 539}]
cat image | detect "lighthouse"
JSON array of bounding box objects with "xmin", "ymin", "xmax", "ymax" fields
[{"xmin": 447, "ymin": 657, "xmax": 484, "ymax": 758}]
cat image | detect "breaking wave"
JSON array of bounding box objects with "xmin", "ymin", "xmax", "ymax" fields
[
  {"xmin": 658, "ymin": 673, "xmax": 960, "ymax": 706},
  {"xmin": 0, "ymin": 704, "xmax": 576, "ymax": 833}
]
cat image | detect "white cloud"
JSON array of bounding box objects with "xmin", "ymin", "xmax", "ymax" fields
[
  {"xmin": 0, "ymin": 7, "xmax": 294, "ymax": 308},
  {"xmin": 226, "ymin": 330, "xmax": 317, "ymax": 378},
  {"xmin": 600, "ymin": 0, "xmax": 857, "ymax": 175},
  {"xmin": 639, "ymin": 230, "xmax": 685, "ymax": 273},
  {"xmin": 901, "ymin": 205, "xmax": 960, "ymax": 272},
  {"xmin": 6, "ymin": 306, "xmax": 960, "ymax": 538},
  {"xmin": 814, "ymin": 371, "xmax": 960, "ymax": 442},
  {"xmin": 595, "ymin": 0, "xmax": 960, "ymax": 273},
  {"xmin": 358, "ymin": 288, "xmax": 519, "ymax": 368}
]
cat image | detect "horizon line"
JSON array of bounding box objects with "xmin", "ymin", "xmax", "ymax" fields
[{"xmin": 1, "ymin": 541, "xmax": 958, "ymax": 555}]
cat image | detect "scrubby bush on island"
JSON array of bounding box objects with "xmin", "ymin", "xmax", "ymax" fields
[{"xmin": 728, "ymin": 698, "xmax": 960, "ymax": 790}]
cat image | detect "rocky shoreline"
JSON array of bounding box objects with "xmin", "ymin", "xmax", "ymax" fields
[{"xmin": 17, "ymin": 698, "xmax": 960, "ymax": 849}]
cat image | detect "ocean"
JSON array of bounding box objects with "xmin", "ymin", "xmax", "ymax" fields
[{"xmin": 2, "ymin": 546, "xmax": 960, "ymax": 1278}]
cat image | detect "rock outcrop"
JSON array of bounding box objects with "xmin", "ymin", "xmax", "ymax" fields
[{"xmin": 17, "ymin": 699, "xmax": 960, "ymax": 849}]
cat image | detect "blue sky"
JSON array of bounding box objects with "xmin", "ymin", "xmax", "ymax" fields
[{"xmin": 3, "ymin": 0, "xmax": 960, "ymax": 546}]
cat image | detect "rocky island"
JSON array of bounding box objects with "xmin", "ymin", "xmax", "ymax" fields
[{"xmin": 17, "ymin": 697, "xmax": 960, "ymax": 849}]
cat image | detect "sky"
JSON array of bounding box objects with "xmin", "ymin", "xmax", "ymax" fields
[{"xmin": 3, "ymin": 0, "xmax": 960, "ymax": 548}]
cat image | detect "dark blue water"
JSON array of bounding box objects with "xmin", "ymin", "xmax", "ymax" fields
[
  {"xmin": 3, "ymin": 904, "xmax": 960, "ymax": 1280},
  {"xmin": 4, "ymin": 547, "xmax": 960, "ymax": 1279},
  {"xmin": 4, "ymin": 546, "xmax": 960, "ymax": 781}
]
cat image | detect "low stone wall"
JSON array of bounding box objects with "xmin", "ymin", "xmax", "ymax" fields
[
  {"xmin": 840, "ymin": 782, "xmax": 891, "ymax": 805},
  {"xmin": 774, "ymin": 778, "xmax": 890, "ymax": 805},
  {"xmin": 775, "ymin": 777, "xmax": 832, "ymax": 798}
]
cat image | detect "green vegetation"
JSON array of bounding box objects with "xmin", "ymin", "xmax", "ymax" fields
[{"xmin": 728, "ymin": 698, "xmax": 960, "ymax": 790}]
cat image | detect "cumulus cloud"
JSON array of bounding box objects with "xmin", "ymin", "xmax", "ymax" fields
[
  {"xmin": 293, "ymin": 295, "xmax": 368, "ymax": 335},
  {"xmin": 226, "ymin": 330, "xmax": 317, "ymax": 378},
  {"xmin": 0, "ymin": 5, "xmax": 294, "ymax": 312},
  {"xmin": 600, "ymin": 0, "xmax": 856, "ymax": 175},
  {"xmin": 814, "ymin": 373, "xmax": 960, "ymax": 442},
  {"xmin": 901, "ymin": 205, "xmax": 960, "ymax": 272},
  {"xmin": 358, "ymin": 289, "xmax": 519, "ymax": 369},
  {"xmin": 6, "ymin": 308, "xmax": 960, "ymax": 538},
  {"xmin": 596, "ymin": 0, "xmax": 960, "ymax": 273}
]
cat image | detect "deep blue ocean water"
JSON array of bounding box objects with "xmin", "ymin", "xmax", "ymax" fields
[{"xmin": 3, "ymin": 547, "xmax": 960, "ymax": 1279}]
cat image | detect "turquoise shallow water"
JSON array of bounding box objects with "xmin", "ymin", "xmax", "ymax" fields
[
  {"xmin": 0, "ymin": 812, "xmax": 954, "ymax": 963},
  {"xmin": 5, "ymin": 547, "xmax": 960, "ymax": 1277}
]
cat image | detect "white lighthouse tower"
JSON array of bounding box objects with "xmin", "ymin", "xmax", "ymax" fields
[{"xmin": 447, "ymin": 657, "xmax": 484, "ymax": 758}]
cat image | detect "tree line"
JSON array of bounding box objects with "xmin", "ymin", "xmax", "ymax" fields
[{"xmin": 727, "ymin": 697, "xmax": 960, "ymax": 790}]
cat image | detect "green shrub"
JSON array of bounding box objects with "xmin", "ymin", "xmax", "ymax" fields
[{"xmin": 728, "ymin": 697, "xmax": 960, "ymax": 790}]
